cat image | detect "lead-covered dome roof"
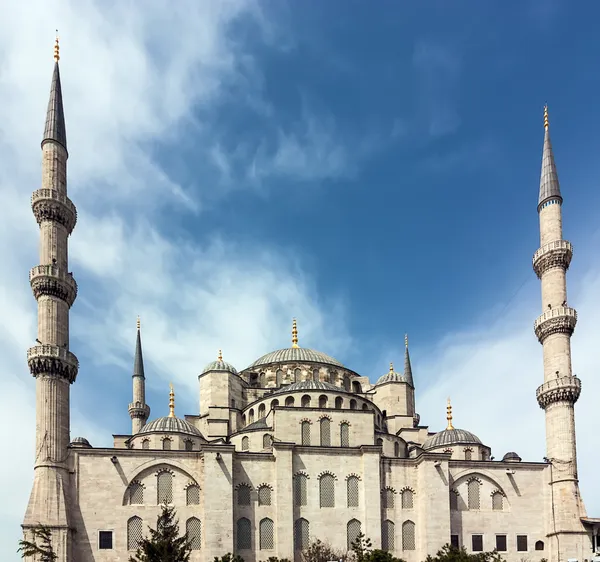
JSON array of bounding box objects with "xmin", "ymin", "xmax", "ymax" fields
[
  {"xmin": 376, "ymin": 363, "xmax": 410, "ymax": 385},
  {"xmin": 139, "ymin": 416, "xmax": 203, "ymax": 437},
  {"xmin": 273, "ymin": 380, "xmax": 341, "ymax": 394},
  {"xmin": 201, "ymin": 351, "xmax": 238, "ymax": 375},
  {"xmin": 423, "ymin": 428, "xmax": 482, "ymax": 450}
]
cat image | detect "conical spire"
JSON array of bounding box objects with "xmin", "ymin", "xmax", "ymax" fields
[
  {"xmin": 133, "ymin": 316, "xmax": 145, "ymax": 378},
  {"xmin": 538, "ymin": 105, "xmax": 562, "ymax": 210},
  {"xmin": 42, "ymin": 34, "xmax": 67, "ymax": 152},
  {"xmin": 446, "ymin": 397, "xmax": 454, "ymax": 430},
  {"xmin": 403, "ymin": 333, "xmax": 414, "ymax": 386}
]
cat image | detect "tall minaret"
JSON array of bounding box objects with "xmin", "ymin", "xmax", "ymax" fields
[
  {"xmin": 129, "ymin": 317, "xmax": 150, "ymax": 434},
  {"xmin": 533, "ymin": 106, "xmax": 585, "ymax": 561},
  {"xmin": 23, "ymin": 36, "xmax": 78, "ymax": 562}
]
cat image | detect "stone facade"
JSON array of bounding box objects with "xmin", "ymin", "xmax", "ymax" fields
[{"xmin": 22, "ymin": 54, "xmax": 600, "ymax": 562}]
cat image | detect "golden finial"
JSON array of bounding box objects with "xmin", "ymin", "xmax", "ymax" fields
[
  {"xmin": 405, "ymin": 333, "xmax": 408, "ymax": 348},
  {"xmin": 544, "ymin": 104, "xmax": 549, "ymax": 130},
  {"xmin": 54, "ymin": 30, "xmax": 60, "ymax": 62},
  {"xmin": 389, "ymin": 362, "xmax": 394, "ymax": 372},
  {"xmin": 168, "ymin": 383, "xmax": 175, "ymax": 418},
  {"xmin": 136, "ymin": 316, "xmax": 141, "ymax": 331},
  {"xmin": 218, "ymin": 349, "xmax": 223, "ymax": 361},
  {"xmin": 446, "ymin": 397, "xmax": 454, "ymax": 430},
  {"xmin": 292, "ymin": 318, "xmax": 299, "ymax": 348}
]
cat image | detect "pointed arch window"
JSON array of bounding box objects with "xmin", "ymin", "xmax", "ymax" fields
[
  {"xmin": 492, "ymin": 491, "xmax": 503, "ymax": 511},
  {"xmin": 319, "ymin": 395, "xmax": 328, "ymax": 408},
  {"xmin": 382, "ymin": 488, "xmax": 395, "ymax": 509},
  {"xmin": 320, "ymin": 418, "xmax": 331, "ymax": 446},
  {"xmin": 402, "ymin": 520, "xmax": 415, "ymax": 550},
  {"xmin": 401, "ymin": 489, "xmax": 414, "ymax": 509},
  {"xmin": 142, "ymin": 439, "xmax": 150, "ymax": 450},
  {"xmin": 259, "ymin": 518, "xmax": 274, "ymax": 550},
  {"xmin": 127, "ymin": 481, "xmax": 144, "ymax": 505},
  {"xmin": 301, "ymin": 421, "xmax": 311, "ymax": 445},
  {"xmin": 347, "ymin": 519, "xmax": 361, "ymax": 551},
  {"xmin": 127, "ymin": 516, "xmax": 143, "ymax": 551},
  {"xmin": 186, "ymin": 517, "xmax": 201, "ymax": 550},
  {"xmin": 335, "ymin": 396, "xmax": 343, "ymax": 409},
  {"xmin": 301, "ymin": 395, "xmax": 311, "ymax": 407},
  {"xmin": 162, "ymin": 438, "xmax": 172, "ymax": 451},
  {"xmin": 295, "ymin": 473, "xmax": 308, "ymax": 506},
  {"xmin": 237, "ymin": 518, "xmax": 251, "ymax": 550},
  {"xmin": 340, "ymin": 422, "xmax": 350, "ymax": 447},
  {"xmin": 237, "ymin": 484, "xmax": 251, "ymax": 506},
  {"xmin": 295, "ymin": 518, "xmax": 310, "ymax": 551},
  {"xmin": 347, "ymin": 476, "xmax": 359, "ymax": 507},
  {"xmin": 319, "ymin": 474, "xmax": 335, "ymax": 507},
  {"xmin": 276, "ymin": 369, "xmax": 284, "ymax": 386},
  {"xmin": 294, "ymin": 368, "xmax": 301, "ymax": 382},
  {"xmin": 241, "ymin": 436, "xmax": 249, "ymax": 451},
  {"xmin": 382, "ymin": 520, "xmax": 395, "ymax": 552},
  {"xmin": 258, "ymin": 485, "xmax": 272, "ymax": 506},
  {"xmin": 186, "ymin": 485, "xmax": 200, "ymax": 506},
  {"xmin": 185, "ymin": 440, "xmax": 193, "ymax": 451},
  {"xmin": 157, "ymin": 472, "xmax": 173, "ymax": 504},
  {"xmin": 464, "ymin": 448, "xmax": 473, "ymax": 461},
  {"xmin": 263, "ymin": 434, "xmax": 272, "ymax": 448},
  {"xmin": 467, "ymin": 479, "xmax": 481, "ymax": 510},
  {"xmin": 258, "ymin": 404, "xmax": 266, "ymax": 418}
]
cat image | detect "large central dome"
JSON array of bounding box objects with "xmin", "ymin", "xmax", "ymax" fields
[{"xmin": 247, "ymin": 347, "xmax": 344, "ymax": 369}]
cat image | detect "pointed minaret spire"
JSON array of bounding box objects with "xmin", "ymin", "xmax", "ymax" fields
[
  {"xmin": 538, "ymin": 104, "xmax": 562, "ymax": 211},
  {"xmin": 168, "ymin": 383, "xmax": 176, "ymax": 418},
  {"xmin": 292, "ymin": 318, "xmax": 299, "ymax": 348},
  {"xmin": 446, "ymin": 398, "xmax": 454, "ymax": 430},
  {"xmin": 42, "ymin": 32, "xmax": 67, "ymax": 152},
  {"xmin": 403, "ymin": 333, "xmax": 414, "ymax": 386},
  {"xmin": 133, "ymin": 316, "xmax": 144, "ymax": 378},
  {"xmin": 129, "ymin": 317, "xmax": 150, "ymax": 433}
]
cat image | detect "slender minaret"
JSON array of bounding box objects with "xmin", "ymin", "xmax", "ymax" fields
[
  {"xmin": 129, "ymin": 317, "xmax": 150, "ymax": 434},
  {"xmin": 533, "ymin": 106, "xmax": 586, "ymax": 560},
  {"xmin": 23, "ymin": 36, "xmax": 78, "ymax": 562}
]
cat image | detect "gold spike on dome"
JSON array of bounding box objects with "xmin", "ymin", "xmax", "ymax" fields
[
  {"xmin": 168, "ymin": 383, "xmax": 175, "ymax": 418},
  {"xmin": 446, "ymin": 397, "xmax": 454, "ymax": 430},
  {"xmin": 544, "ymin": 104, "xmax": 549, "ymax": 130},
  {"xmin": 292, "ymin": 318, "xmax": 299, "ymax": 348},
  {"xmin": 218, "ymin": 349, "xmax": 223, "ymax": 361},
  {"xmin": 54, "ymin": 31, "xmax": 60, "ymax": 62},
  {"xmin": 136, "ymin": 316, "xmax": 141, "ymax": 330},
  {"xmin": 389, "ymin": 362, "xmax": 394, "ymax": 372}
]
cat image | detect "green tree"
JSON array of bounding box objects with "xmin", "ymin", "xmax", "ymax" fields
[
  {"xmin": 425, "ymin": 544, "xmax": 505, "ymax": 562},
  {"xmin": 302, "ymin": 538, "xmax": 348, "ymax": 562},
  {"xmin": 350, "ymin": 533, "xmax": 405, "ymax": 562},
  {"xmin": 214, "ymin": 555, "xmax": 245, "ymax": 562},
  {"xmin": 129, "ymin": 503, "xmax": 192, "ymax": 562},
  {"xmin": 17, "ymin": 525, "xmax": 58, "ymax": 562}
]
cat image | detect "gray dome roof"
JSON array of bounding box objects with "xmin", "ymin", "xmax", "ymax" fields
[
  {"xmin": 201, "ymin": 359, "xmax": 238, "ymax": 375},
  {"xmin": 139, "ymin": 416, "xmax": 202, "ymax": 437},
  {"xmin": 247, "ymin": 347, "xmax": 344, "ymax": 369},
  {"xmin": 70, "ymin": 436, "xmax": 91, "ymax": 448},
  {"xmin": 502, "ymin": 451, "xmax": 522, "ymax": 462},
  {"xmin": 273, "ymin": 380, "xmax": 341, "ymax": 394},
  {"xmin": 376, "ymin": 367, "xmax": 410, "ymax": 385},
  {"xmin": 423, "ymin": 428, "xmax": 482, "ymax": 450}
]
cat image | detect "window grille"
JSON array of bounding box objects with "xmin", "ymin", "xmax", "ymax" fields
[
  {"xmin": 401, "ymin": 489, "xmax": 413, "ymax": 509},
  {"xmin": 320, "ymin": 418, "xmax": 331, "ymax": 446},
  {"xmin": 340, "ymin": 423, "xmax": 350, "ymax": 447},
  {"xmin": 492, "ymin": 492, "xmax": 503, "ymax": 511},
  {"xmin": 128, "ymin": 482, "xmax": 143, "ymax": 505},
  {"xmin": 496, "ymin": 535, "xmax": 507, "ymax": 552},
  {"xmin": 335, "ymin": 397, "xmax": 343, "ymax": 409},
  {"xmin": 382, "ymin": 520, "xmax": 395, "ymax": 552},
  {"xmin": 347, "ymin": 476, "xmax": 359, "ymax": 507},
  {"xmin": 259, "ymin": 518, "xmax": 274, "ymax": 550},
  {"xmin": 464, "ymin": 449, "xmax": 472, "ymax": 461},
  {"xmin": 186, "ymin": 485, "xmax": 200, "ymax": 506},
  {"xmin": 472, "ymin": 535, "xmax": 483, "ymax": 552},
  {"xmin": 258, "ymin": 486, "xmax": 272, "ymax": 506},
  {"xmin": 242, "ymin": 436, "xmax": 249, "ymax": 451},
  {"xmin": 237, "ymin": 484, "xmax": 251, "ymax": 506},
  {"xmin": 301, "ymin": 395, "xmax": 311, "ymax": 407},
  {"xmin": 127, "ymin": 516, "xmax": 143, "ymax": 551},
  {"xmin": 313, "ymin": 369, "xmax": 320, "ymax": 382},
  {"xmin": 319, "ymin": 474, "xmax": 335, "ymax": 507},
  {"xmin": 263, "ymin": 434, "xmax": 272, "ymax": 448},
  {"xmin": 237, "ymin": 518, "xmax": 251, "ymax": 550},
  {"xmin": 157, "ymin": 472, "xmax": 172, "ymax": 504},
  {"xmin": 347, "ymin": 519, "xmax": 361, "ymax": 551},
  {"xmin": 294, "ymin": 474, "xmax": 307, "ymax": 506},
  {"xmin": 319, "ymin": 395, "xmax": 327, "ymax": 408},
  {"xmin": 449, "ymin": 491, "xmax": 458, "ymax": 511},
  {"xmin": 294, "ymin": 518, "xmax": 309, "ymax": 551},
  {"xmin": 276, "ymin": 369, "xmax": 284, "ymax": 386},
  {"xmin": 186, "ymin": 517, "xmax": 201, "ymax": 550},
  {"xmin": 301, "ymin": 421, "xmax": 311, "ymax": 446},
  {"xmin": 402, "ymin": 520, "xmax": 415, "ymax": 551},
  {"xmin": 294, "ymin": 368, "xmax": 301, "ymax": 382},
  {"xmin": 517, "ymin": 535, "xmax": 528, "ymax": 552},
  {"xmin": 185, "ymin": 440, "xmax": 193, "ymax": 451},
  {"xmin": 394, "ymin": 442, "xmax": 400, "ymax": 457},
  {"xmin": 142, "ymin": 439, "xmax": 149, "ymax": 450},
  {"xmin": 382, "ymin": 488, "xmax": 394, "ymax": 509},
  {"xmin": 162, "ymin": 438, "xmax": 171, "ymax": 451},
  {"xmin": 467, "ymin": 480, "xmax": 480, "ymax": 510}
]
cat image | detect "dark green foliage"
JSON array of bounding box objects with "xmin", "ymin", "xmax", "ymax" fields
[
  {"xmin": 129, "ymin": 503, "xmax": 192, "ymax": 562},
  {"xmin": 425, "ymin": 544, "xmax": 505, "ymax": 562},
  {"xmin": 260, "ymin": 557, "xmax": 291, "ymax": 562},
  {"xmin": 214, "ymin": 555, "xmax": 245, "ymax": 562},
  {"xmin": 350, "ymin": 533, "xmax": 405, "ymax": 562},
  {"xmin": 302, "ymin": 538, "xmax": 349, "ymax": 562},
  {"xmin": 18, "ymin": 525, "xmax": 58, "ymax": 562}
]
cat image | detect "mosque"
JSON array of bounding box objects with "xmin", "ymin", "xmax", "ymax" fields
[{"xmin": 21, "ymin": 39, "xmax": 599, "ymax": 562}]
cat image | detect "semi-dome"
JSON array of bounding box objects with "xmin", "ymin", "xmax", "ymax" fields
[
  {"xmin": 70, "ymin": 436, "xmax": 92, "ymax": 448},
  {"xmin": 376, "ymin": 362, "xmax": 410, "ymax": 385},
  {"xmin": 201, "ymin": 351, "xmax": 238, "ymax": 375},
  {"xmin": 139, "ymin": 416, "xmax": 203, "ymax": 437},
  {"xmin": 423, "ymin": 428, "xmax": 482, "ymax": 450},
  {"xmin": 273, "ymin": 380, "xmax": 341, "ymax": 394}
]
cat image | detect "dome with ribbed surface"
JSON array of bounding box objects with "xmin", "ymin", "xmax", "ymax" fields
[
  {"xmin": 70, "ymin": 436, "xmax": 92, "ymax": 448},
  {"xmin": 376, "ymin": 365, "xmax": 410, "ymax": 385},
  {"xmin": 273, "ymin": 380, "xmax": 341, "ymax": 394},
  {"xmin": 139, "ymin": 416, "xmax": 202, "ymax": 437},
  {"xmin": 201, "ymin": 359, "xmax": 238, "ymax": 375},
  {"xmin": 247, "ymin": 347, "xmax": 344, "ymax": 369},
  {"xmin": 423, "ymin": 428, "xmax": 482, "ymax": 450},
  {"xmin": 502, "ymin": 451, "xmax": 522, "ymax": 462}
]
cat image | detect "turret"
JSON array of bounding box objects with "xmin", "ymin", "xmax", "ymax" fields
[{"xmin": 128, "ymin": 317, "xmax": 150, "ymax": 434}]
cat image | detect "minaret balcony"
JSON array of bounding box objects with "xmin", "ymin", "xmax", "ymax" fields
[
  {"xmin": 27, "ymin": 345, "xmax": 79, "ymax": 383},
  {"xmin": 533, "ymin": 306, "xmax": 577, "ymax": 343},
  {"xmin": 31, "ymin": 188, "xmax": 77, "ymax": 234},
  {"xmin": 532, "ymin": 240, "xmax": 573, "ymax": 278},
  {"xmin": 536, "ymin": 375, "xmax": 581, "ymax": 409},
  {"xmin": 30, "ymin": 265, "xmax": 77, "ymax": 307},
  {"xmin": 128, "ymin": 401, "xmax": 151, "ymax": 420}
]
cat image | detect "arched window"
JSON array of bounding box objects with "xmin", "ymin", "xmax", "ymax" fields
[
  {"xmin": 237, "ymin": 484, "xmax": 251, "ymax": 506},
  {"xmin": 259, "ymin": 518, "xmax": 274, "ymax": 550},
  {"xmin": 535, "ymin": 541, "xmax": 545, "ymax": 551},
  {"xmin": 258, "ymin": 404, "xmax": 266, "ymax": 418},
  {"xmin": 258, "ymin": 485, "xmax": 272, "ymax": 506},
  {"xmin": 186, "ymin": 517, "xmax": 201, "ymax": 550},
  {"xmin": 492, "ymin": 491, "xmax": 503, "ymax": 511},
  {"xmin": 449, "ymin": 491, "xmax": 459, "ymax": 511},
  {"xmin": 320, "ymin": 418, "xmax": 331, "ymax": 446},
  {"xmin": 157, "ymin": 472, "xmax": 172, "ymax": 504},
  {"xmin": 467, "ymin": 479, "xmax": 481, "ymax": 510},
  {"xmin": 241, "ymin": 436, "xmax": 249, "ymax": 451},
  {"xmin": 276, "ymin": 369, "xmax": 284, "ymax": 386},
  {"xmin": 260, "ymin": 372, "xmax": 266, "ymax": 387},
  {"xmin": 301, "ymin": 421, "xmax": 311, "ymax": 445},
  {"xmin": 347, "ymin": 519, "xmax": 361, "ymax": 551},
  {"xmin": 263, "ymin": 434, "xmax": 272, "ymax": 448},
  {"xmin": 242, "ymin": 414, "xmax": 246, "ymax": 427},
  {"xmin": 319, "ymin": 474, "xmax": 335, "ymax": 507},
  {"xmin": 127, "ymin": 516, "xmax": 143, "ymax": 551},
  {"xmin": 185, "ymin": 440, "xmax": 193, "ymax": 451},
  {"xmin": 162, "ymin": 438, "xmax": 172, "ymax": 451},
  {"xmin": 142, "ymin": 439, "xmax": 150, "ymax": 450},
  {"xmin": 294, "ymin": 368, "xmax": 301, "ymax": 382},
  {"xmin": 394, "ymin": 442, "xmax": 400, "ymax": 457},
  {"xmin": 343, "ymin": 375, "xmax": 350, "ymax": 391},
  {"xmin": 127, "ymin": 481, "xmax": 144, "ymax": 505},
  {"xmin": 186, "ymin": 485, "xmax": 200, "ymax": 505},
  {"xmin": 301, "ymin": 395, "xmax": 311, "ymax": 407},
  {"xmin": 401, "ymin": 489, "xmax": 414, "ymax": 509},
  {"xmin": 313, "ymin": 369, "xmax": 320, "ymax": 382},
  {"xmin": 402, "ymin": 520, "xmax": 415, "ymax": 550},
  {"xmin": 382, "ymin": 520, "xmax": 395, "ymax": 552},
  {"xmin": 270, "ymin": 399, "xmax": 279, "ymax": 410},
  {"xmin": 362, "ymin": 403, "xmax": 369, "ymax": 411},
  {"xmin": 340, "ymin": 422, "xmax": 350, "ymax": 447},
  {"xmin": 464, "ymin": 448, "xmax": 472, "ymax": 461},
  {"xmin": 335, "ymin": 397, "xmax": 343, "ymax": 409},
  {"xmin": 382, "ymin": 488, "xmax": 394, "ymax": 509},
  {"xmin": 377, "ymin": 438, "xmax": 384, "ymax": 447},
  {"xmin": 237, "ymin": 518, "xmax": 251, "ymax": 550},
  {"xmin": 249, "ymin": 409, "xmax": 255, "ymax": 424},
  {"xmin": 295, "ymin": 518, "xmax": 310, "ymax": 551},
  {"xmin": 285, "ymin": 396, "xmax": 295, "ymax": 407},
  {"xmin": 294, "ymin": 473, "xmax": 308, "ymax": 506},
  {"xmin": 319, "ymin": 395, "xmax": 328, "ymax": 408},
  {"xmin": 347, "ymin": 476, "xmax": 359, "ymax": 507},
  {"xmin": 352, "ymin": 381, "xmax": 362, "ymax": 393},
  {"xmin": 349, "ymin": 399, "xmax": 357, "ymax": 410}
]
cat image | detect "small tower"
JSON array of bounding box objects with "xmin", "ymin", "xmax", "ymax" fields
[
  {"xmin": 532, "ymin": 106, "xmax": 586, "ymax": 560},
  {"xmin": 128, "ymin": 317, "xmax": 150, "ymax": 434},
  {"xmin": 22, "ymin": 35, "xmax": 78, "ymax": 562}
]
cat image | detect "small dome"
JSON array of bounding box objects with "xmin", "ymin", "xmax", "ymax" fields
[
  {"xmin": 247, "ymin": 347, "xmax": 344, "ymax": 370},
  {"xmin": 423, "ymin": 428, "xmax": 482, "ymax": 450},
  {"xmin": 201, "ymin": 359, "xmax": 238, "ymax": 375},
  {"xmin": 70, "ymin": 436, "xmax": 92, "ymax": 448},
  {"xmin": 376, "ymin": 363, "xmax": 410, "ymax": 385},
  {"xmin": 273, "ymin": 380, "xmax": 341, "ymax": 394},
  {"xmin": 139, "ymin": 416, "xmax": 202, "ymax": 437},
  {"xmin": 502, "ymin": 451, "xmax": 522, "ymax": 463}
]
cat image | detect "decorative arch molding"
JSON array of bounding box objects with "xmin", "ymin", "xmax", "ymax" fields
[
  {"xmin": 155, "ymin": 467, "xmax": 175, "ymax": 476},
  {"xmin": 345, "ymin": 473, "xmax": 361, "ymax": 481},
  {"xmin": 450, "ymin": 488, "xmax": 459, "ymax": 496},
  {"xmin": 382, "ymin": 486, "xmax": 396, "ymax": 494},
  {"xmin": 257, "ymin": 482, "xmax": 274, "ymax": 490},
  {"xmin": 184, "ymin": 481, "xmax": 200, "ymax": 491},
  {"xmin": 443, "ymin": 448, "xmax": 454, "ymax": 454},
  {"xmin": 124, "ymin": 458, "xmax": 201, "ymax": 486},
  {"xmin": 121, "ymin": 479, "xmax": 146, "ymax": 506},
  {"xmin": 490, "ymin": 488, "xmax": 506, "ymax": 497},
  {"xmin": 129, "ymin": 479, "xmax": 146, "ymax": 489},
  {"xmin": 317, "ymin": 470, "xmax": 338, "ymax": 480},
  {"xmin": 399, "ymin": 486, "xmax": 415, "ymax": 494},
  {"xmin": 451, "ymin": 469, "xmax": 508, "ymax": 497},
  {"xmin": 318, "ymin": 414, "xmax": 333, "ymax": 421},
  {"xmin": 294, "ymin": 470, "xmax": 310, "ymax": 479},
  {"xmin": 160, "ymin": 435, "xmax": 173, "ymax": 442},
  {"xmin": 300, "ymin": 418, "xmax": 313, "ymax": 424},
  {"xmin": 466, "ymin": 476, "xmax": 482, "ymax": 484},
  {"xmin": 463, "ymin": 447, "xmax": 474, "ymax": 452},
  {"xmin": 339, "ymin": 419, "xmax": 351, "ymax": 426},
  {"xmin": 235, "ymin": 482, "xmax": 254, "ymax": 491}
]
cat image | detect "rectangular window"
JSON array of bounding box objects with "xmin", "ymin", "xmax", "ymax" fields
[
  {"xmin": 450, "ymin": 535, "xmax": 459, "ymax": 548},
  {"xmin": 517, "ymin": 535, "xmax": 528, "ymax": 552},
  {"xmin": 99, "ymin": 531, "xmax": 113, "ymax": 550},
  {"xmin": 472, "ymin": 535, "xmax": 483, "ymax": 552},
  {"xmin": 496, "ymin": 535, "xmax": 507, "ymax": 552}
]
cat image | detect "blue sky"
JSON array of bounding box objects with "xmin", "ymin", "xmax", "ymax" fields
[{"xmin": 1, "ymin": 1, "xmax": 600, "ymax": 558}]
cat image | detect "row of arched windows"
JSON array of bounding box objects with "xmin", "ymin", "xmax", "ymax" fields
[
  {"xmin": 126, "ymin": 516, "xmax": 201, "ymax": 550},
  {"xmin": 450, "ymin": 480, "xmax": 505, "ymax": 511},
  {"xmin": 293, "ymin": 473, "xmax": 361, "ymax": 507},
  {"xmin": 236, "ymin": 484, "xmax": 272, "ymax": 506},
  {"xmin": 258, "ymin": 369, "xmax": 362, "ymax": 393},
  {"xmin": 236, "ymin": 517, "xmax": 273, "ymax": 550},
  {"xmin": 300, "ymin": 419, "xmax": 350, "ymax": 447},
  {"xmin": 241, "ymin": 434, "xmax": 272, "ymax": 451},
  {"xmin": 376, "ymin": 438, "xmax": 404, "ymax": 457},
  {"xmin": 381, "ymin": 487, "xmax": 414, "ymax": 509},
  {"xmin": 382, "ymin": 520, "xmax": 416, "ymax": 552},
  {"xmin": 139, "ymin": 438, "xmax": 195, "ymax": 451},
  {"xmin": 125, "ymin": 474, "xmax": 200, "ymax": 506}
]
